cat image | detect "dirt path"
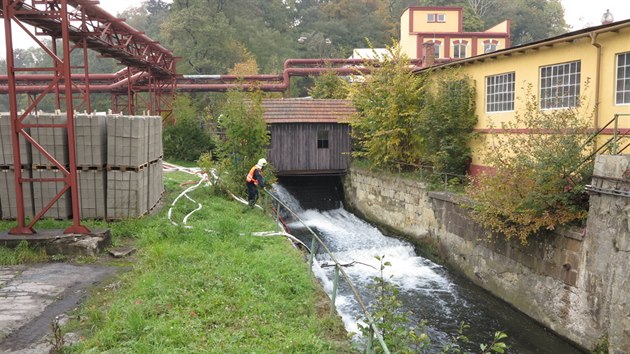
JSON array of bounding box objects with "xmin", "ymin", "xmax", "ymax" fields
[{"xmin": 0, "ymin": 263, "xmax": 121, "ymax": 353}]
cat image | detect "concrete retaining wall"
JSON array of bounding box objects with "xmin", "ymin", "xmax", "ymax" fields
[
  {"xmin": 0, "ymin": 113, "xmax": 163, "ymax": 220},
  {"xmin": 344, "ymin": 160, "xmax": 630, "ymax": 353}
]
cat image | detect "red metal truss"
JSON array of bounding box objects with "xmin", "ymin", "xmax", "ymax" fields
[{"xmin": 0, "ymin": 0, "xmax": 178, "ymax": 235}]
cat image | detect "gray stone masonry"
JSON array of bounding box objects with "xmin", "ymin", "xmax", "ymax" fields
[
  {"xmin": 583, "ymin": 155, "xmax": 630, "ymax": 354},
  {"xmin": 344, "ymin": 164, "xmax": 630, "ymax": 353}
]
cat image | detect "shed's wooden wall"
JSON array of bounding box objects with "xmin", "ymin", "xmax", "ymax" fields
[{"xmin": 268, "ymin": 123, "xmax": 350, "ymax": 175}]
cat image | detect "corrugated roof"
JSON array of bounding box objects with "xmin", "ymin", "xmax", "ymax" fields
[{"xmin": 261, "ymin": 98, "xmax": 356, "ymax": 124}]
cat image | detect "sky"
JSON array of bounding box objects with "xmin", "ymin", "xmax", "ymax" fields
[{"xmin": 0, "ymin": 0, "xmax": 628, "ymax": 58}]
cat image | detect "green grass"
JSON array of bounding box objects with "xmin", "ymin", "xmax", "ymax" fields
[
  {"xmin": 0, "ymin": 240, "xmax": 48, "ymax": 265},
  {"xmin": 55, "ymin": 170, "xmax": 354, "ymax": 353}
]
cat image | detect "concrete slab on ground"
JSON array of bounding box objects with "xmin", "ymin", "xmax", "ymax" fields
[
  {"xmin": 0, "ymin": 263, "xmax": 121, "ymax": 353},
  {"xmin": 0, "ymin": 229, "xmax": 111, "ymax": 257}
]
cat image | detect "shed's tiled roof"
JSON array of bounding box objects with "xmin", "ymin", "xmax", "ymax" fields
[{"xmin": 261, "ymin": 99, "xmax": 355, "ymax": 124}]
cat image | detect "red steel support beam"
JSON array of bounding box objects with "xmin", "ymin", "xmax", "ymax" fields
[{"xmin": 2, "ymin": 0, "xmax": 89, "ymax": 235}]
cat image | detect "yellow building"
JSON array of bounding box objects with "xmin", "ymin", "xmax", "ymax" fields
[
  {"xmin": 400, "ymin": 6, "xmax": 510, "ymax": 62},
  {"xmin": 412, "ymin": 19, "xmax": 630, "ymax": 175}
]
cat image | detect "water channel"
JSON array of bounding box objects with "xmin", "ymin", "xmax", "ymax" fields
[{"xmin": 272, "ymin": 178, "xmax": 585, "ymax": 354}]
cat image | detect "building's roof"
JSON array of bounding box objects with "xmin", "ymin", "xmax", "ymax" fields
[
  {"xmin": 414, "ymin": 18, "xmax": 630, "ymax": 73},
  {"xmin": 261, "ymin": 98, "xmax": 355, "ymax": 124}
]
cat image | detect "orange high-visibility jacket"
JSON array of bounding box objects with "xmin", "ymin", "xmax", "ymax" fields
[{"xmin": 246, "ymin": 165, "xmax": 262, "ymax": 186}]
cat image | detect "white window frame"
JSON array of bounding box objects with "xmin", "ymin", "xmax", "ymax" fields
[
  {"xmin": 616, "ymin": 52, "xmax": 630, "ymax": 105},
  {"xmin": 486, "ymin": 72, "xmax": 515, "ymax": 113},
  {"xmin": 539, "ymin": 61, "xmax": 581, "ymax": 109},
  {"xmin": 427, "ymin": 13, "xmax": 445, "ymax": 23},
  {"xmin": 484, "ymin": 41, "xmax": 498, "ymax": 53},
  {"xmin": 453, "ymin": 41, "xmax": 467, "ymax": 59}
]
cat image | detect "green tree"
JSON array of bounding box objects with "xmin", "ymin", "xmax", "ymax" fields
[
  {"xmin": 467, "ymin": 84, "xmax": 593, "ymax": 243},
  {"xmin": 422, "ymin": 69, "xmax": 477, "ymax": 175},
  {"xmin": 484, "ymin": 0, "xmax": 568, "ymax": 45},
  {"xmin": 349, "ymin": 44, "xmax": 428, "ymax": 170},
  {"xmin": 308, "ymin": 69, "xmax": 350, "ymax": 99},
  {"xmin": 213, "ymin": 89, "xmax": 269, "ymax": 194},
  {"xmin": 162, "ymin": 94, "xmax": 215, "ymax": 162}
]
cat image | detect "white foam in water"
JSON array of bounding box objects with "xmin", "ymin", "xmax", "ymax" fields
[{"xmin": 274, "ymin": 186, "xmax": 458, "ymax": 335}]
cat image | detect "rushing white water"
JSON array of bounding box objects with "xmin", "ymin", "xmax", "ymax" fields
[
  {"xmin": 271, "ymin": 183, "xmax": 585, "ymax": 354},
  {"xmin": 273, "ymin": 184, "xmax": 457, "ymax": 336}
]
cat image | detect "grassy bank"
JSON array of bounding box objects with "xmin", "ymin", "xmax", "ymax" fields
[{"xmin": 1, "ymin": 170, "xmax": 353, "ymax": 353}]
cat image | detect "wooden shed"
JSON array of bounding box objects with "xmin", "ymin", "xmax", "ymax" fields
[{"xmin": 262, "ymin": 99, "xmax": 355, "ymax": 176}]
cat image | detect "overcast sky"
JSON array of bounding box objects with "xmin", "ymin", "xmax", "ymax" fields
[{"xmin": 0, "ymin": 0, "xmax": 628, "ymax": 58}]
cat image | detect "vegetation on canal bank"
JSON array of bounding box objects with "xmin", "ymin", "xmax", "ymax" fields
[
  {"xmin": 0, "ymin": 170, "xmax": 352, "ymax": 353},
  {"xmin": 62, "ymin": 170, "xmax": 352, "ymax": 353}
]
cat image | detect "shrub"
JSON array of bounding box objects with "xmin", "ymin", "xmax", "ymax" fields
[
  {"xmin": 163, "ymin": 95, "xmax": 215, "ymax": 162},
  {"xmin": 467, "ymin": 84, "xmax": 593, "ymax": 243}
]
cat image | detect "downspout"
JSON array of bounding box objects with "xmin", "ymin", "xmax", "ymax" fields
[{"xmin": 589, "ymin": 32, "xmax": 601, "ymax": 133}]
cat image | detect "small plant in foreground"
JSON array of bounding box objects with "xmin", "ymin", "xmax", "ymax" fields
[
  {"xmin": 359, "ymin": 255, "xmax": 430, "ymax": 353},
  {"xmin": 0, "ymin": 240, "xmax": 47, "ymax": 265},
  {"xmin": 360, "ymin": 256, "xmax": 508, "ymax": 353}
]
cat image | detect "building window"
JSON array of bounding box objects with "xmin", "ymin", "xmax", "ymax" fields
[
  {"xmin": 427, "ymin": 13, "xmax": 446, "ymax": 23},
  {"xmin": 484, "ymin": 40, "xmax": 498, "ymax": 53},
  {"xmin": 453, "ymin": 40, "xmax": 468, "ymax": 59},
  {"xmin": 617, "ymin": 52, "xmax": 630, "ymax": 104},
  {"xmin": 486, "ymin": 72, "xmax": 515, "ymax": 112},
  {"xmin": 426, "ymin": 40, "xmax": 441, "ymax": 59},
  {"xmin": 317, "ymin": 130, "xmax": 329, "ymax": 149},
  {"xmin": 540, "ymin": 61, "xmax": 581, "ymax": 109}
]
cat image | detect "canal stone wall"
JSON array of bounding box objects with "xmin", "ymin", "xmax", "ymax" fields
[{"xmin": 343, "ymin": 158, "xmax": 630, "ymax": 353}]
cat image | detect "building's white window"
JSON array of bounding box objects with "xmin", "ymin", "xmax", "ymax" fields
[
  {"xmin": 540, "ymin": 61, "xmax": 581, "ymax": 109},
  {"xmin": 453, "ymin": 40, "xmax": 467, "ymax": 59},
  {"xmin": 427, "ymin": 13, "xmax": 446, "ymax": 23},
  {"xmin": 486, "ymin": 72, "xmax": 515, "ymax": 112},
  {"xmin": 616, "ymin": 52, "xmax": 630, "ymax": 104},
  {"xmin": 484, "ymin": 40, "xmax": 498, "ymax": 53}
]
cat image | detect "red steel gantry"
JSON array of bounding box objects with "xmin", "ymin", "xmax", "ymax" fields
[
  {"xmin": 1, "ymin": 0, "xmax": 176, "ymax": 235},
  {"xmin": 0, "ymin": 1, "xmax": 428, "ymax": 236}
]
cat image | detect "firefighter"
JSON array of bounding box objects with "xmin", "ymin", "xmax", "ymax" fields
[{"xmin": 246, "ymin": 158, "xmax": 267, "ymax": 208}]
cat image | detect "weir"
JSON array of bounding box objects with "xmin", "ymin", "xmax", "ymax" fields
[{"xmin": 273, "ymin": 177, "xmax": 585, "ymax": 353}]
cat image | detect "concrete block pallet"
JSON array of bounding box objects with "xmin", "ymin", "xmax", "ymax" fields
[
  {"xmin": 0, "ymin": 167, "xmax": 35, "ymax": 220},
  {"xmin": 0, "ymin": 114, "xmax": 31, "ymax": 165},
  {"xmin": 31, "ymin": 168, "xmax": 72, "ymax": 220},
  {"xmin": 0, "ymin": 112, "xmax": 164, "ymax": 221}
]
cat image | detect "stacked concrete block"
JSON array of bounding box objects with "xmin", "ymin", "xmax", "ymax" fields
[
  {"xmin": 0, "ymin": 114, "xmax": 31, "ymax": 165},
  {"xmin": 29, "ymin": 113, "xmax": 68, "ymax": 166},
  {"xmin": 0, "ymin": 112, "xmax": 164, "ymax": 221},
  {"xmin": 0, "ymin": 168, "xmax": 35, "ymax": 219},
  {"xmin": 147, "ymin": 160, "xmax": 164, "ymax": 211},
  {"xmin": 106, "ymin": 168, "xmax": 148, "ymax": 219},
  {"xmin": 31, "ymin": 168, "xmax": 72, "ymax": 219},
  {"xmin": 146, "ymin": 116, "xmax": 163, "ymax": 162},
  {"xmin": 107, "ymin": 115, "xmax": 148, "ymax": 168},
  {"xmin": 78, "ymin": 169, "xmax": 106, "ymax": 219},
  {"xmin": 75, "ymin": 113, "xmax": 107, "ymax": 167}
]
